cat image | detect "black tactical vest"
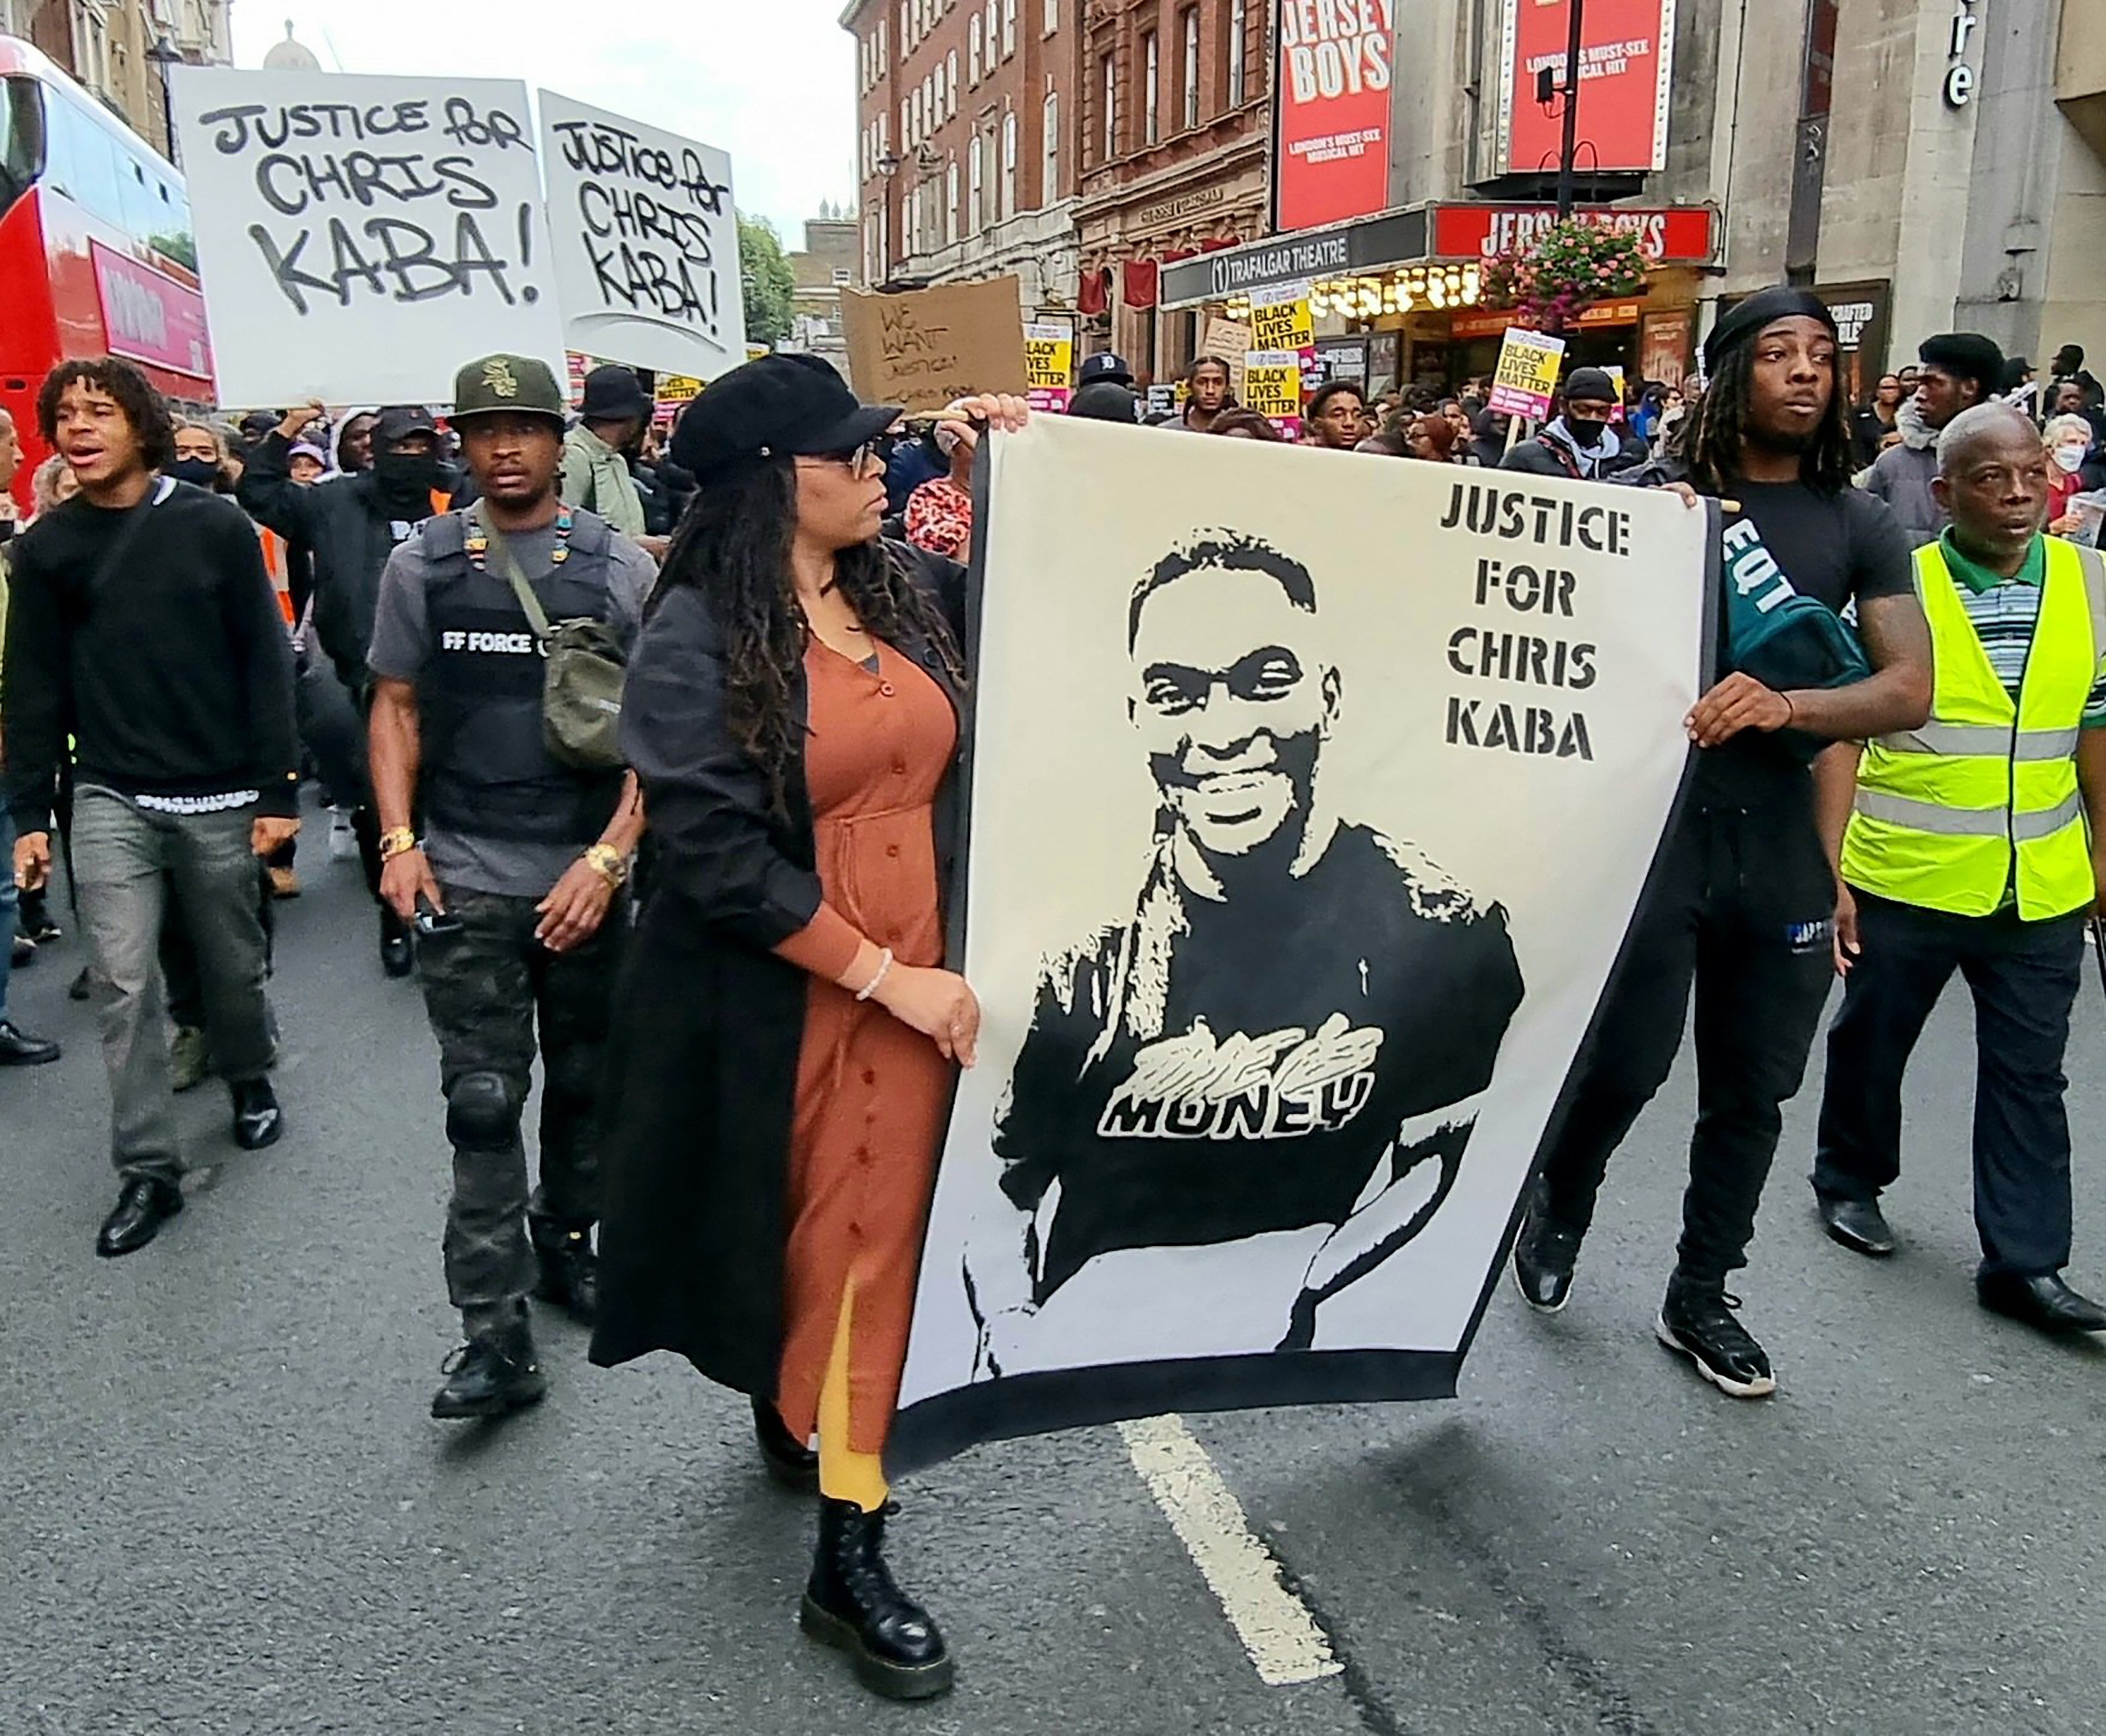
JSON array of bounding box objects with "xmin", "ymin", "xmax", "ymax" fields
[{"xmin": 415, "ymin": 510, "xmax": 626, "ymax": 845}]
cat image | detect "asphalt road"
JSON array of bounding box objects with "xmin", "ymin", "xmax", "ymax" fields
[{"xmin": 4, "ymin": 831, "xmax": 2105, "ymax": 1736}]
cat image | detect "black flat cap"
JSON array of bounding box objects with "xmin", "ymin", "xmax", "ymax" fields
[{"xmin": 670, "ymin": 354, "xmax": 900, "ymax": 479}]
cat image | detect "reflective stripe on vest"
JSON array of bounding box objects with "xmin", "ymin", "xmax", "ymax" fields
[{"xmin": 1841, "ymin": 537, "xmax": 2103, "ymax": 921}]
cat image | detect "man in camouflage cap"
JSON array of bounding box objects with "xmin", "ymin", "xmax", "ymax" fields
[{"xmin": 365, "ymin": 354, "xmax": 656, "ymax": 1420}]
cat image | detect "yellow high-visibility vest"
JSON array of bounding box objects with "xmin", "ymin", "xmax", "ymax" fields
[{"xmin": 1843, "ymin": 536, "xmax": 2106, "ymax": 919}]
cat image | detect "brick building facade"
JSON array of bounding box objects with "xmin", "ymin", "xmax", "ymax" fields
[
  {"xmin": 5, "ymin": 0, "xmax": 232, "ymax": 159},
  {"xmin": 1075, "ymin": 0, "xmax": 1269, "ymax": 381},
  {"xmin": 844, "ymin": 0, "xmax": 1080, "ymax": 322}
]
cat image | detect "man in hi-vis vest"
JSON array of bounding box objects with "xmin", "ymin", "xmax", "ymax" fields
[{"xmin": 1812, "ymin": 403, "xmax": 2106, "ymax": 1335}]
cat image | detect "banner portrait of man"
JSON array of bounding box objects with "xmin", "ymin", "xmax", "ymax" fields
[{"xmin": 890, "ymin": 418, "xmax": 1714, "ymax": 1473}]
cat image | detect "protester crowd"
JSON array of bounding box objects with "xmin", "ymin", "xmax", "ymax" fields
[{"xmin": 3, "ymin": 295, "xmax": 2105, "ymax": 1702}]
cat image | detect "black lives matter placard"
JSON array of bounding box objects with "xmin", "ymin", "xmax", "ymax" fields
[
  {"xmin": 538, "ymin": 90, "xmax": 745, "ymax": 380},
  {"xmin": 172, "ymin": 67, "xmax": 563, "ymax": 407}
]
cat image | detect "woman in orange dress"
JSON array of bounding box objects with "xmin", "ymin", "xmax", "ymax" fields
[{"xmin": 593, "ymin": 355, "xmax": 1025, "ymax": 1702}]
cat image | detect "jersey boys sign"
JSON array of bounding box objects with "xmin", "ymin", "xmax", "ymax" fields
[
  {"xmin": 1274, "ymin": 0, "xmax": 1395, "ymax": 232},
  {"xmin": 887, "ymin": 418, "xmax": 1715, "ymax": 1473},
  {"xmin": 1500, "ymin": 0, "xmax": 1676, "ymax": 177}
]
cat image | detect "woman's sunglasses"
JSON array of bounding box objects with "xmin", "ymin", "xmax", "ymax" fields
[{"xmin": 804, "ymin": 434, "xmax": 900, "ymax": 475}]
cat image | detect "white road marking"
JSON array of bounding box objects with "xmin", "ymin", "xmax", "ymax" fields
[{"xmin": 1118, "ymin": 1414, "xmax": 1343, "ymax": 1687}]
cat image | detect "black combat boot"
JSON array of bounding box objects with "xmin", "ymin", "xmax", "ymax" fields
[
  {"xmin": 430, "ymin": 1311, "xmax": 547, "ymax": 1420},
  {"xmin": 529, "ymin": 1220, "xmax": 598, "ymax": 1323},
  {"xmin": 752, "ymin": 1398, "xmax": 820, "ymax": 1492},
  {"xmin": 800, "ymin": 1497, "xmax": 953, "ymax": 1700}
]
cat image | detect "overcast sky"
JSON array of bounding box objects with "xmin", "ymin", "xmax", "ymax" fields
[{"xmin": 230, "ymin": 2, "xmax": 859, "ymax": 240}]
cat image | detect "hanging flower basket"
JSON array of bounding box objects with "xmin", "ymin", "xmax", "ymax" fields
[{"xmin": 1479, "ymin": 219, "xmax": 1649, "ymax": 331}]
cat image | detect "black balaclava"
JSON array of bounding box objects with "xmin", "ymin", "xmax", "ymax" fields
[{"xmin": 374, "ymin": 445, "xmax": 447, "ymax": 514}]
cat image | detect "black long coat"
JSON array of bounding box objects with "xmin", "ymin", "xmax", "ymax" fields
[{"xmin": 589, "ymin": 545, "xmax": 966, "ymax": 1401}]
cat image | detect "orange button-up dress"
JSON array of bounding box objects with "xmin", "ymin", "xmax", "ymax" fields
[{"xmin": 775, "ymin": 638, "xmax": 959, "ymax": 1456}]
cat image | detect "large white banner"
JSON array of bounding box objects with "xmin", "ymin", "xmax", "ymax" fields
[
  {"xmin": 537, "ymin": 90, "xmax": 746, "ymax": 380},
  {"xmin": 889, "ymin": 419, "xmax": 1715, "ymax": 1471},
  {"xmin": 171, "ymin": 67, "xmax": 565, "ymax": 407}
]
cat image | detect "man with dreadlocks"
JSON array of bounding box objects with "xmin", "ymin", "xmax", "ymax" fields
[
  {"xmin": 367, "ymin": 353, "xmax": 652, "ymax": 1420},
  {"xmin": 1510, "ymin": 286, "xmax": 1934, "ymax": 1399}
]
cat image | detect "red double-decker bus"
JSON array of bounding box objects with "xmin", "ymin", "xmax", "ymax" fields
[{"xmin": 0, "ymin": 35, "xmax": 212, "ymax": 514}]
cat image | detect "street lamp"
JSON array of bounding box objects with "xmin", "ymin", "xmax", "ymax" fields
[{"xmin": 145, "ymin": 35, "xmax": 182, "ymax": 167}]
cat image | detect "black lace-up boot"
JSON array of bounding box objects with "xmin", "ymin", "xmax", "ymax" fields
[{"xmin": 800, "ymin": 1498, "xmax": 953, "ymax": 1700}]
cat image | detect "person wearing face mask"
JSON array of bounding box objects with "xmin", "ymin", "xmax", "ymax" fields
[
  {"xmin": 2044, "ymin": 413, "xmax": 2104, "ymax": 541},
  {"xmin": 239, "ymin": 401, "xmax": 461, "ymax": 975},
  {"xmin": 1499, "ymin": 368, "xmax": 1638, "ymax": 480}
]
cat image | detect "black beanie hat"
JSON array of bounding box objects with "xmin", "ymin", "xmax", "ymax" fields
[{"xmin": 1703, "ymin": 287, "xmax": 1836, "ymax": 374}]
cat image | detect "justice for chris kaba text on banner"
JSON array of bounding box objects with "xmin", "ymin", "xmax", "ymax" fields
[
  {"xmin": 537, "ymin": 91, "xmax": 746, "ymax": 380},
  {"xmin": 885, "ymin": 419, "xmax": 1715, "ymax": 1474},
  {"xmin": 172, "ymin": 67, "xmax": 564, "ymax": 407}
]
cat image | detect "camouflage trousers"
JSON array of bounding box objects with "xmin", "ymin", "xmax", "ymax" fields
[{"xmin": 416, "ymin": 883, "xmax": 625, "ymax": 1317}]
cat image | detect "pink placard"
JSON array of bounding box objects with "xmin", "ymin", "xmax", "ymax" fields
[{"xmin": 91, "ymin": 240, "xmax": 213, "ymax": 382}]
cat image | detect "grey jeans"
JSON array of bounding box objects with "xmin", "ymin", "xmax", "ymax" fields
[{"xmin": 71, "ymin": 787, "xmax": 277, "ymax": 1183}]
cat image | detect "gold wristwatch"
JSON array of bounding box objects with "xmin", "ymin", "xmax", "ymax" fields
[
  {"xmin": 584, "ymin": 843, "xmax": 629, "ymax": 888},
  {"xmin": 378, "ymin": 827, "xmax": 419, "ymax": 862}
]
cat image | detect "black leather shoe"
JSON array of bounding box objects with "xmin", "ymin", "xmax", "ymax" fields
[
  {"xmin": 801, "ymin": 1498, "xmax": 953, "ymax": 1700},
  {"xmin": 1977, "ymin": 1272, "xmax": 2106, "ymax": 1335},
  {"xmin": 97, "ymin": 1178, "xmax": 183, "ymax": 1258},
  {"xmin": 753, "ymin": 1398, "xmax": 820, "ymax": 1493},
  {"xmin": 379, "ymin": 908, "xmax": 414, "ymax": 979},
  {"xmin": 1656, "ymin": 1281, "xmax": 1776, "ymax": 1398},
  {"xmin": 430, "ymin": 1317, "xmax": 547, "ymax": 1419},
  {"xmin": 0, "ymin": 1020, "xmax": 60, "ymax": 1066},
  {"xmin": 230, "ymin": 1077, "xmax": 283, "ymax": 1150},
  {"xmin": 530, "ymin": 1223, "xmax": 598, "ymax": 1323},
  {"xmin": 1513, "ymin": 1209, "xmax": 1583, "ymax": 1312},
  {"xmin": 1818, "ymin": 1194, "xmax": 1896, "ymax": 1257}
]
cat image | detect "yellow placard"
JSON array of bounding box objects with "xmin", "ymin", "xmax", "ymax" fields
[
  {"xmin": 1241, "ymin": 351, "xmax": 1304, "ymax": 421},
  {"xmin": 1487, "ymin": 328, "xmax": 1567, "ymax": 419},
  {"xmin": 1024, "ymin": 324, "xmax": 1073, "ymax": 392},
  {"xmin": 1250, "ymin": 298, "xmax": 1314, "ymax": 355},
  {"xmin": 657, "ymin": 374, "xmax": 703, "ymax": 404}
]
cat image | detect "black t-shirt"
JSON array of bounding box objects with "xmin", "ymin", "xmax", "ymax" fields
[
  {"xmin": 1694, "ymin": 479, "xmax": 1916, "ymax": 807},
  {"xmin": 994, "ymin": 824, "xmax": 1524, "ymax": 1299}
]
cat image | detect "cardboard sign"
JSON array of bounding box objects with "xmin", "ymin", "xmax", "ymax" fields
[
  {"xmin": 1200, "ymin": 315, "xmax": 1252, "ymax": 401},
  {"xmin": 841, "ymin": 276, "xmax": 1028, "ymax": 412},
  {"xmin": 1487, "ymin": 328, "xmax": 1567, "ymax": 420},
  {"xmin": 538, "ymin": 89, "xmax": 745, "ymax": 380},
  {"xmin": 1024, "ymin": 322, "xmax": 1074, "ymax": 413},
  {"xmin": 170, "ymin": 67, "xmax": 564, "ymax": 407}
]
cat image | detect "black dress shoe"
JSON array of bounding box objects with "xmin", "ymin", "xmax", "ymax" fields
[
  {"xmin": 1977, "ymin": 1272, "xmax": 2106, "ymax": 1335},
  {"xmin": 801, "ymin": 1498, "xmax": 953, "ymax": 1701},
  {"xmin": 379, "ymin": 908, "xmax": 414, "ymax": 978},
  {"xmin": 0, "ymin": 1020, "xmax": 60, "ymax": 1065},
  {"xmin": 430, "ymin": 1317, "xmax": 547, "ymax": 1419},
  {"xmin": 230, "ymin": 1077, "xmax": 283, "ymax": 1150},
  {"xmin": 97, "ymin": 1178, "xmax": 183, "ymax": 1258},
  {"xmin": 1513, "ymin": 1209, "xmax": 1584, "ymax": 1312},
  {"xmin": 1817, "ymin": 1194, "xmax": 1896, "ymax": 1257},
  {"xmin": 753, "ymin": 1398, "xmax": 821, "ymax": 1493},
  {"xmin": 529, "ymin": 1223, "xmax": 599, "ymax": 1323}
]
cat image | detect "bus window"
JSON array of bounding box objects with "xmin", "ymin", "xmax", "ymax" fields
[
  {"xmin": 42, "ymin": 89, "xmax": 125, "ymax": 233},
  {"xmin": 0, "ymin": 73, "xmax": 47, "ymax": 215}
]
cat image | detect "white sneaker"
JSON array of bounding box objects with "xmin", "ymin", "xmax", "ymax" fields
[{"xmin": 328, "ymin": 809, "xmax": 357, "ymax": 861}]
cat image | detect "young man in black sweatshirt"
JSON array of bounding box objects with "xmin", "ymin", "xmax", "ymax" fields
[{"xmin": 5, "ymin": 360, "xmax": 301, "ymax": 1258}]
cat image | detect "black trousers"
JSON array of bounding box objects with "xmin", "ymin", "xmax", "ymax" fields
[
  {"xmin": 1537, "ymin": 795, "xmax": 1839, "ymax": 1289},
  {"xmin": 1812, "ymin": 893, "xmax": 2085, "ymax": 1278}
]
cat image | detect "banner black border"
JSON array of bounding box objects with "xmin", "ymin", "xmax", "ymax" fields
[{"xmin": 891, "ymin": 452, "xmax": 1723, "ymax": 1478}]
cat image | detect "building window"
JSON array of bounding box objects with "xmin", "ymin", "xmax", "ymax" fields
[
  {"xmin": 1001, "ymin": 110, "xmax": 1018, "ymax": 218},
  {"xmin": 970, "ymin": 14, "xmax": 982, "ymax": 82},
  {"xmin": 1228, "ymin": 0, "xmax": 1246, "ymax": 105},
  {"xmin": 1142, "ymin": 31, "xmax": 1159, "ymax": 146},
  {"xmin": 1043, "ymin": 92, "xmax": 1059, "ymax": 200},
  {"xmin": 898, "ymin": 1, "xmax": 908, "ymax": 58},
  {"xmin": 1044, "ymin": 0, "xmax": 1056, "ymax": 34},
  {"xmin": 1100, "ymin": 51, "xmax": 1116, "ymax": 160},
  {"xmin": 1001, "ymin": 0, "xmax": 1016, "ymax": 56},
  {"xmin": 969, "ymin": 133, "xmax": 984, "ymax": 232},
  {"xmin": 947, "ymin": 50, "xmax": 959, "ymax": 116},
  {"xmin": 986, "ymin": 0, "xmax": 997, "ymax": 67},
  {"xmin": 948, "ymin": 160, "xmax": 960, "ymax": 243},
  {"xmin": 1182, "ymin": 8, "xmax": 1201, "ymax": 129}
]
